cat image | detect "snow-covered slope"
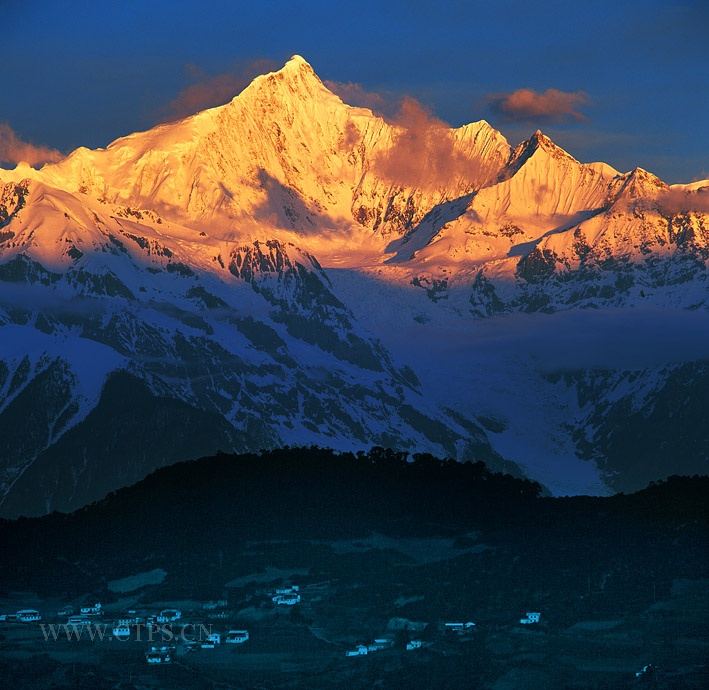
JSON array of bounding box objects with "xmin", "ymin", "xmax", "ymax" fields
[{"xmin": 1, "ymin": 56, "xmax": 707, "ymax": 516}]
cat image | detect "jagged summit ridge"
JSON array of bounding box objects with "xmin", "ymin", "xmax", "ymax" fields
[
  {"xmin": 1, "ymin": 55, "xmax": 707, "ymax": 287},
  {"xmin": 3, "ymin": 57, "xmax": 520, "ymax": 258}
]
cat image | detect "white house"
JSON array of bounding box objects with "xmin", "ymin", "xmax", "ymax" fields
[
  {"xmin": 520, "ymin": 612, "xmax": 541, "ymax": 624},
  {"xmin": 345, "ymin": 644, "xmax": 368, "ymax": 657},
  {"xmin": 16, "ymin": 609, "xmax": 41, "ymax": 623},
  {"xmin": 370, "ymin": 637, "xmax": 394, "ymax": 651},
  {"xmin": 272, "ymin": 594, "xmax": 301, "ymax": 605},
  {"xmin": 112, "ymin": 621, "xmax": 131, "ymax": 639},
  {"xmin": 225, "ymin": 630, "xmax": 249, "ymax": 644},
  {"xmin": 275, "ymin": 585, "xmax": 299, "ymax": 595},
  {"xmin": 444, "ymin": 622, "xmax": 475, "ymax": 633},
  {"xmin": 406, "ymin": 640, "xmax": 423, "ymax": 651},
  {"xmin": 67, "ymin": 616, "xmax": 90, "ymax": 628},
  {"xmin": 157, "ymin": 609, "xmax": 181, "ymax": 624},
  {"xmin": 201, "ymin": 632, "xmax": 221, "ymax": 649},
  {"xmin": 367, "ymin": 638, "xmax": 392, "ymax": 652},
  {"xmin": 120, "ymin": 615, "xmax": 142, "ymax": 626},
  {"xmin": 80, "ymin": 603, "xmax": 101, "ymax": 616}
]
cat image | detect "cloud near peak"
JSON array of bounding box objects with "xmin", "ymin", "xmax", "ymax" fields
[
  {"xmin": 161, "ymin": 59, "xmax": 279, "ymax": 122},
  {"xmin": 373, "ymin": 97, "xmax": 494, "ymax": 189},
  {"xmin": 489, "ymin": 88, "xmax": 590, "ymax": 124},
  {"xmin": 657, "ymin": 186, "xmax": 709, "ymax": 215},
  {"xmin": 0, "ymin": 123, "xmax": 64, "ymax": 168},
  {"xmin": 323, "ymin": 84, "xmax": 501, "ymax": 189},
  {"xmin": 324, "ymin": 80, "xmax": 400, "ymax": 120}
]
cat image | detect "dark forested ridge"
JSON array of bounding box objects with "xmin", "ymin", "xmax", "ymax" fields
[
  {"xmin": 0, "ymin": 447, "xmax": 542, "ymax": 578},
  {"xmin": 0, "ymin": 447, "xmax": 706, "ymax": 594}
]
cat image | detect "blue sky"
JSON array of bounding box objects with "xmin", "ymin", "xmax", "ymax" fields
[{"xmin": 1, "ymin": 0, "xmax": 707, "ymax": 183}]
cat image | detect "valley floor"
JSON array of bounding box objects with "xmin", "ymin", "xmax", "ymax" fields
[{"xmin": 1, "ymin": 546, "xmax": 706, "ymax": 689}]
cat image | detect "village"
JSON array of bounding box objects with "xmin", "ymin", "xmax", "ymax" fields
[
  {"xmin": 0, "ymin": 583, "xmax": 546, "ymax": 667},
  {"xmin": 0, "ymin": 530, "xmax": 700, "ymax": 689},
  {"xmin": 1, "ymin": 465, "xmax": 704, "ymax": 689}
]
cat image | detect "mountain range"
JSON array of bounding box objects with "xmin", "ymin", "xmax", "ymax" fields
[{"xmin": 1, "ymin": 55, "xmax": 708, "ymax": 517}]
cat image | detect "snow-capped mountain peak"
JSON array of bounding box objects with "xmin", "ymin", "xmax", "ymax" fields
[{"xmin": 1, "ymin": 56, "xmax": 708, "ymax": 517}]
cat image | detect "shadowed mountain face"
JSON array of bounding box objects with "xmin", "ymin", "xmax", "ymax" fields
[{"xmin": 0, "ymin": 56, "xmax": 708, "ymax": 516}]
